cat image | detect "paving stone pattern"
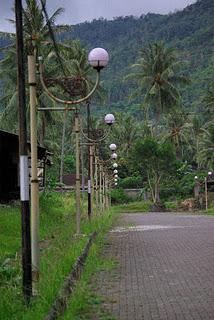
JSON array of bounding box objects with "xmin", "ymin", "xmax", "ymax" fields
[{"xmin": 96, "ymin": 213, "xmax": 214, "ymax": 320}]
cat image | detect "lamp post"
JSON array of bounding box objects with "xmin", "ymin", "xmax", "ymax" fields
[
  {"xmin": 81, "ymin": 112, "xmax": 115, "ymax": 217},
  {"xmin": 205, "ymin": 176, "xmax": 208, "ymax": 210},
  {"xmin": 86, "ymin": 112, "xmax": 115, "ymax": 218},
  {"xmin": 109, "ymin": 143, "xmax": 117, "ymax": 152},
  {"xmin": 111, "ymin": 153, "xmax": 118, "ymax": 160},
  {"xmin": 28, "ymin": 43, "xmax": 40, "ymax": 290},
  {"xmin": 32, "ymin": 47, "xmax": 108, "ymax": 286},
  {"xmin": 205, "ymin": 171, "xmax": 213, "ymax": 210},
  {"xmin": 91, "ymin": 140, "xmax": 117, "ymax": 212},
  {"xmin": 113, "ymin": 162, "xmax": 118, "ymax": 169},
  {"xmin": 105, "ymin": 113, "xmax": 115, "ymax": 126}
]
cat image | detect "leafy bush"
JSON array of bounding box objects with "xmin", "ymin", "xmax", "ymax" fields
[
  {"xmin": 119, "ymin": 176, "xmax": 144, "ymax": 188},
  {"xmin": 160, "ymin": 172, "xmax": 196, "ymax": 201},
  {"xmin": 165, "ymin": 201, "xmax": 179, "ymax": 211},
  {"xmin": 110, "ymin": 188, "xmax": 131, "ymax": 204}
]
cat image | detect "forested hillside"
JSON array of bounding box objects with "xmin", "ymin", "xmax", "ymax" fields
[
  {"xmin": 58, "ymin": 0, "xmax": 214, "ymax": 110},
  {"xmin": 0, "ymin": 0, "xmax": 213, "ymax": 111},
  {"xmin": 0, "ymin": 0, "xmax": 213, "ymax": 137}
]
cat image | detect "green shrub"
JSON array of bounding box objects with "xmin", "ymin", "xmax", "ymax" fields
[
  {"xmin": 165, "ymin": 201, "xmax": 179, "ymax": 210},
  {"xmin": 119, "ymin": 176, "xmax": 143, "ymax": 188},
  {"xmin": 160, "ymin": 173, "xmax": 196, "ymax": 201},
  {"xmin": 110, "ymin": 188, "xmax": 131, "ymax": 204}
]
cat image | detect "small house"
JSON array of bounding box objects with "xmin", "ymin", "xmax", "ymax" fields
[{"xmin": 0, "ymin": 130, "xmax": 50, "ymax": 201}]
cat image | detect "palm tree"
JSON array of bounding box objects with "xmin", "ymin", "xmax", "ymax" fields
[
  {"xmin": 163, "ymin": 110, "xmax": 192, "ymax": 160},
  {"xmin": 197, "ymin": 122, "xmax": 214, "ymax": 169},
  {"xmin": 0, "ymin": 0, "xmax": 66, "ymax": 139},
  {"xmin": 108, "ymin": 113, "xmax": 143, "ymax": 157},
  {"xmin": 202, "ymin": 82, "xmax": 214, "ymax": 119},
  {"xmin": 191, "ymin": 115, "xmax": 204, "ymax": 168},
  {"xmin": 8, "ymin": 0, "xmax": 66, "ymax": 51},
  {"xmin": 0, "ymin": 47, "xmax": 18, "ymax": 131},
  {"xmin": 126, "ymin": 42, "xmax": 189, "ymax": 132}
]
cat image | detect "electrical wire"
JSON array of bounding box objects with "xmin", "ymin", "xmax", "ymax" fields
[{"xmin": 39, "ymin": 0, "xmax": 67, "ymax": 77}]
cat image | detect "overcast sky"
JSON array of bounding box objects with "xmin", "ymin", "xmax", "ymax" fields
[{"xmin": 0, "ymin": 0, "xmax": 197, "ymax": 33}]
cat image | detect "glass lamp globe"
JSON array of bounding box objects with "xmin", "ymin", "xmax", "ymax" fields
[
  {"xmin": 208, "ymin": 171, "xmax": 212, "ymax": 175},
  {"xmin": 113, "ymin": 169, "xmax": 118, "ymax": 174},
  {"xmin": 114, "ymin": 174, "xmax": 118, "ymax": 178},
  {"xmin": 115, "ymin": 183, "xmax": 118, "ymax": 186},
  {"xmin": 114, "ymin": 178, "xmax": 118, "ymax": 182},
  {"xmin": 194, "ymin": 176, "xmax": 198, "ymax": 180},
  {"xmin": 88, "ymin": 48, "xmax": 109, "ymax": 70},
  {"xmin": 105, "ymin": 113, "xmax": 115, "ymax": 126},
  {"xmin": 109, "ymin": 143, "xmax": 117, "ymax": 151},
  {"xmin": 113, "ymin": 163, "xmax": 118, "ymax": 168},
  {"xmin": 111, "ymin": 153, "xmax": 118, "ymax": 160}
]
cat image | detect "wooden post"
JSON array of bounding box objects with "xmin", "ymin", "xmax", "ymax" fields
[{"xmin": 205, "ymin": 177, "xmax": 208, "ymax": 210}]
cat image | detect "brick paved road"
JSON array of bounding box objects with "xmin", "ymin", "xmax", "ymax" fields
[{"xmin": 95, "ymin": 213, "xmax": 214, "ymax": 320}]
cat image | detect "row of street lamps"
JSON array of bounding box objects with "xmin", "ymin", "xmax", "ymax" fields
[
  {"xmin": 30, "ymin": 44, "xmax": 120, "ymax": 294},
  {"xmin": 80, "ymin": 112, "xmax": 117, "ymax": 217},
  {"xmin": 15, "ymin": 0, "xmax": 118, "ymax": 301}
]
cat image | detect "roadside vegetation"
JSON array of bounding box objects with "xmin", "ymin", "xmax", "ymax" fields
[{"xmin": 0, "ymin": 192, "xmax": 119, "ymax": 320}]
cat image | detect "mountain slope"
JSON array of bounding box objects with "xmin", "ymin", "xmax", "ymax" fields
[
  {"xmin": 0, "ymin": 0, "xmax": 213, "ymax": 110},
  {"xmin": 60, "ymin": 0, "xmax": 214, "ymax": 107}
]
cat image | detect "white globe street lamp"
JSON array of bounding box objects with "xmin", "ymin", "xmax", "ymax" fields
[
  {"xmin": 113, "ymin": 169, "xmax": 118, "ymax": 174},
  {"xmin": 113, "ymin": 163, "xmax": 118, "ymax": 168},
  {"xmin": 114, "ymin": 174, "xmax": 118, "ymax": 178},
  {"xmin": 109, "ymin": 143, "xmax": 117, "ymax": 151},
  {"xmin": 114, "ymin": 178, "xmax": 118, "ymax": 182},
  {"xmin": 194, "ymin": 176, "xmax": 198, "ymax": 180},
  {"xmin": 105, "ymin": 113, "xmax": 115, "ymax": 126},
  {"xmin": 208, "ymin": 171, "xmax": 212, "ymax": 176},
  {"xmin": 115, "ymin": 183, "xmax": 118, "ymax": 186},
  {"xmin": 111, "ymin": 153, "xmax": 118, "ymax": 160},
  {"xmin": 37, "ymin": 45, "xmax": 109, "ymax": 279},
  {"xmin": 88, "ymin": 48, "xmax": 109, "ymax": 70}
]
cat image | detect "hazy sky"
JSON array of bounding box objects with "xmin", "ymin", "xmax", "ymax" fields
[{"xmin": 0, "ymin": 0, "xmax": 197, "ymax": 32}]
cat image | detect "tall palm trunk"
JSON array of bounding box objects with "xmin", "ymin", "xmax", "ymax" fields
[{"xmin": 154, "ymin": 108, "xmax": 161, "ymax": 136}]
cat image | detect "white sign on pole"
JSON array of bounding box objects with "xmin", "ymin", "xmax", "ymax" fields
[
  {"xmin": 20, "ymin": 155, "xmax": 29, "ymax": 201},
  {"xmin": 88, "ymin": 180, "xmax": 91, "ymax": 194}
]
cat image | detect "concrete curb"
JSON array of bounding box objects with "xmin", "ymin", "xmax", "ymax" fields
[{"xmin": 44, "ymin": 231, "xmax": 97, "ymax": 320}]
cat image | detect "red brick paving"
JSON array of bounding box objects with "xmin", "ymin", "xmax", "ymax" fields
[{"xmin": 95, "ymin": 213, "xmax": 214, "ymax": 320}]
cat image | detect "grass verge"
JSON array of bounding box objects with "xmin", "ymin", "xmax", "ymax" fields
[
  {"xmin": 112, "ymin": 201, "xmax": 151, "ymax": 213},
  {"xmin": 59, "ymin": 213, "xmax": 118, "ymax": 320},
  {"xmin": 0, "ymin": 192, "xmax": 119, "ymax": 320},
  {"xmin": 201, "ymin": 207, "xmax": 214, "ymax": 215}
]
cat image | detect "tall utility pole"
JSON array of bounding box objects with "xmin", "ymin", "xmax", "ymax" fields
[{"xmin": 15, "ymin": 0, "xmax": 32, "ymax": 302}]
